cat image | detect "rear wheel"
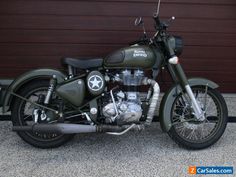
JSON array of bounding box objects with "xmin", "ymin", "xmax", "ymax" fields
[
  {"xmin": 167, "ymin": 86, "xmax": 228, "ymax": 149},
  {"xmin": 11, "ymin": 80, "xmax": 74, "ymax": 148}
]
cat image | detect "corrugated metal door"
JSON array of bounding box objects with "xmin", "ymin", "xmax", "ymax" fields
[{"xmin": 0, "ymin": 0, "xmax": 235, "ymax": 92}]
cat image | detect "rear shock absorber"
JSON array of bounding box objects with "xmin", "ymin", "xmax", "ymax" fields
[{"xmin": 44, "ymin": 75, "xmax": 57, "ymax": 105}]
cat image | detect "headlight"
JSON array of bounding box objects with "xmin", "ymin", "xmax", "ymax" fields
[{"xmin": 168, "ymin": 36, "xmax": 184, "ymax": 56}]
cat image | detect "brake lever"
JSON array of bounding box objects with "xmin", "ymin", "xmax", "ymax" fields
[
  {"xmin": 169, "ymin": 16, "xmax": 176, "ymax": 22},
  {"xmin": 166, "ymin": 16, "xmax": 175, "ymax": 26},
  {"xmin": 157, "ymin": 16, "xmax": 175, "ymax": 30}
]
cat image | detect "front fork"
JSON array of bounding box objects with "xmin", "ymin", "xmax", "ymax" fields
[{"xmin": 168, "ymin": 57, "xmax": 205, "ymax": 121}]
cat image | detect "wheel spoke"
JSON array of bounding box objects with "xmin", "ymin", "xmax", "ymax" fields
[
  {"xmin": 178, "ymin": 125, "xmax": 186, "ymax": 136},
  {"xmin": 172, "ymin": 87, "xmax": 222, "ymax": 143},
  {"xmin": 24, "ymin": 114, "xmax": 33, "ymax": 121}
]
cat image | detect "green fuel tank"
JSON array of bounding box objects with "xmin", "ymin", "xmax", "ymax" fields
[{"xmin": 104, "ymin": 45, "xmax": 161, "ymax": 69}]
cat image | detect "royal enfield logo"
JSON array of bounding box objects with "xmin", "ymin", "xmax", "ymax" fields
[
  {"xmin": 88, "ymin": 75, "xmax": 104, "ymax": 91},
  {"xmin": 133, "ymin": 50, "xmax": 147, "ymax": 58}
]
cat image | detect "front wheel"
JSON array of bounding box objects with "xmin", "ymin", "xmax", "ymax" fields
[{"xmin": 167, "ymin": 86, "xmax": 228, "ymax": 149}]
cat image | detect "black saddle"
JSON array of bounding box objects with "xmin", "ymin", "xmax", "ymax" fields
[{"xmin": 62, "ymin": 57, "xmax": 103, "ymax": 69}]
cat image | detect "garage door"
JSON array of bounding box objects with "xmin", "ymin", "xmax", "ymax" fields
[{"xmin": 0, "ymin": 0, "xmax": 235, "ymax": 92}]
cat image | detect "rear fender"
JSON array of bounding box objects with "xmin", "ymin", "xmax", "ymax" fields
[
  {"xmin": 3, "ymin": 68, "xmax": 67, "ymax": 113},
  {"xmin": 159, "ymin": 77, "xmax": 219, "ymax": 132}
]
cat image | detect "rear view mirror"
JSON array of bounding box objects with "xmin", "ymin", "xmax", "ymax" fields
[{"xmin": 134, "ymin": 17, "xmax": 143, "ymax": 26}]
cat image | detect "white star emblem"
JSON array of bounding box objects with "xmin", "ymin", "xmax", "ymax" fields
[{"xmin": 88, "ymin": 75, "xmax": 103, "ymax": 91}]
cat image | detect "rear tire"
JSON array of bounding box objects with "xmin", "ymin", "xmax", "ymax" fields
[
  {"xmin": 11, "ymin": 80, "xmax": 74, "ymax": 149},
  {"xmin": 167, "ymin": 87, "xmax": 228, "ymax": 149}
]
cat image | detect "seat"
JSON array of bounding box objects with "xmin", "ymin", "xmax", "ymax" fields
[{"xmin": 61, "ymin": 57, "xmax": 103, "ymax": 69}]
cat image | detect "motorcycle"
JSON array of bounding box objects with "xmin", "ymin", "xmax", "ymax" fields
[{"xmin": 3, "ymin": 0, "xmax": 228, "ymax": 149}]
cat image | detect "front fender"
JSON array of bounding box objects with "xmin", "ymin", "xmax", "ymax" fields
[
  {"xmin": 3, "ymin": 68, "xmax": 67, "ymax": 113},
  {"xmin": 159, "ymin": 77, "xmax": 219, "ymax": 132}
]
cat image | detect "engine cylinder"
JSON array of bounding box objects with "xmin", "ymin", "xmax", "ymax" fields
[{"xmin": 116, "ymin": 69, "xmax": 144, "ymax": 86}]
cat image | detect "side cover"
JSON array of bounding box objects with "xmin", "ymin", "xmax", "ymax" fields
[
  {"xmin": 56, "ymin": 79, "xmax": 85, "ymax": 107},
  {"xmin": 3, "ymin": 68, "xmax": 67, "ymax": 113},
  {"xmin": 159, "ymin": 78, "xmax": 219, "ymax": 132}
]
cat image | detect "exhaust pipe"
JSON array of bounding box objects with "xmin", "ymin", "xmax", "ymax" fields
[
  {"xmin": 142, "ymin": 78, "xmax": 160, "ymax": 125},
  {"xmin": 13, "ymin": 123, "xmax": 97, "ymax": 134},
  {"xmin": 12, "ymin": 123, "xmax": 144, "ymax": 134}
]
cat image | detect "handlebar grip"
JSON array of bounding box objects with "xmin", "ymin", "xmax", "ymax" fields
[
  {"xmin": 155, "ymin": 18, "xmax": 161, "ymax": 26},
  {"xmin": 153, "ymin": 14, "xmax": 161, "ymax": 26}
]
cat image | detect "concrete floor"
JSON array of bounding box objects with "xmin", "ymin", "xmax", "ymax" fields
[
  {"xmin": 0, "ymin": 122, "xmax": 235, "ymax": 177},
  {"xmin": 223, "ymin": 94, "xmax": 236, "ymax": 117}
]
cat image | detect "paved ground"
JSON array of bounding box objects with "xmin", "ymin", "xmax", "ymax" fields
[
  {"xmin": 0, "ymin": 121, "xmax": 235, "ymax": 177},
  {"xmin": 223, "ymin": 94, "xmax": 236, "ymax": 117}
]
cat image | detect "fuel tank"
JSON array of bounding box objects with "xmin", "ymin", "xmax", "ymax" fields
[{"xmin": 104, "ymin": 45, "xmax": 163, "ymax": 69}]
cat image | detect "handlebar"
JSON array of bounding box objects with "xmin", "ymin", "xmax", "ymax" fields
[
  {"xmin": 131, "ymin": 14, "xmax": 176, "ymax": 57},
  {"xmin": 153, "ymin": 14, "xmax": 176, "ymax": 57},
  {"xmin": 153, "ymin": 15, "xmax": 175, "ymax": 31}
]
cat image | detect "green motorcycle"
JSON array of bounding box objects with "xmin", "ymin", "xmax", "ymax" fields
[{"xmin": 4, "ymin": 0, "xmax": 228, "ymax": 149}]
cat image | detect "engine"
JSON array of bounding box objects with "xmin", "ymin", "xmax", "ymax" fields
[{"xmin": 102, "ymin": 69, "xmax": 145, "ymax": 125}]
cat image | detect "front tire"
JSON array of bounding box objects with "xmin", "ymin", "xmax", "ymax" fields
[
  {"xmin": 167, "ymin": 86, "xmax": 228, "ymax": 149},
  {"xmin": 11, "ymin": 80, "xmax": 74, "ymax": 149}
]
